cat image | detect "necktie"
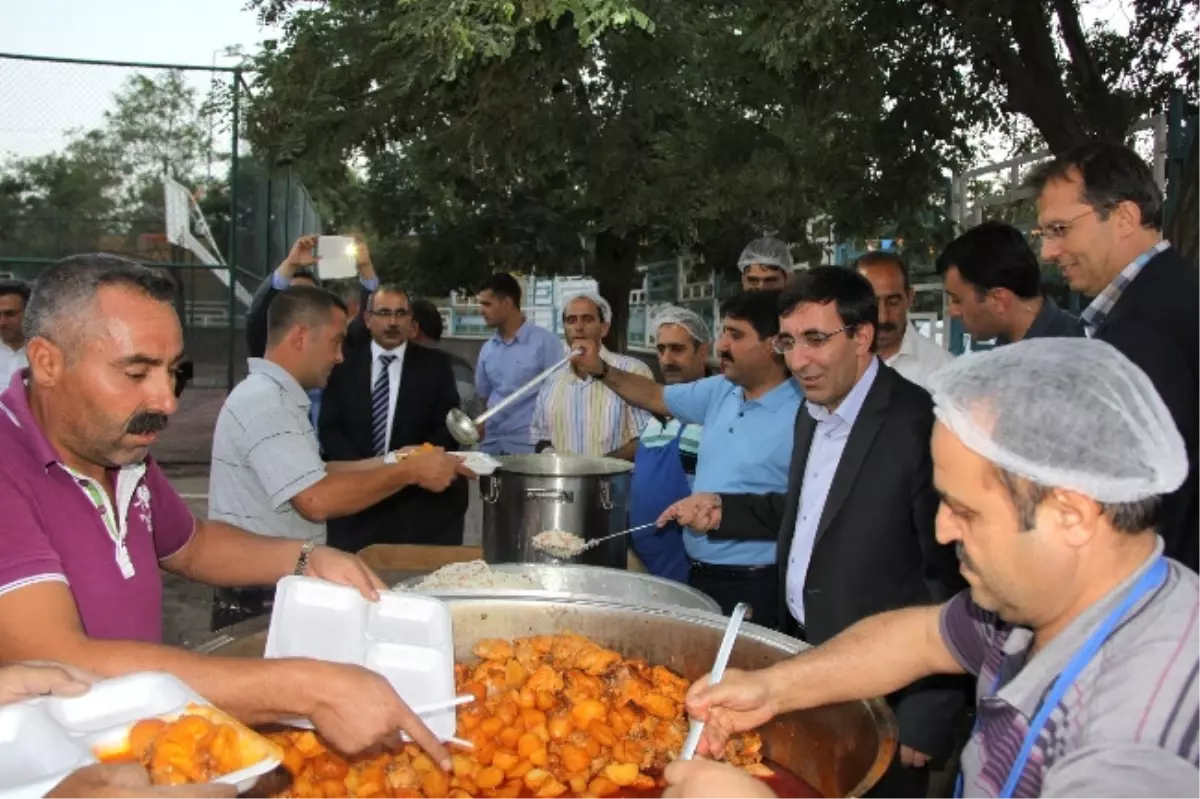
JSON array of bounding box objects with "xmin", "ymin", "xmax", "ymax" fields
[{"xmin": 372, "ymin": 354, "xmax": 396, "ymax": 456}]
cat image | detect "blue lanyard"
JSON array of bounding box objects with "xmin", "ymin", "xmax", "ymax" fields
[{"xmin": 955, "ymin": 557, "xmax": 1169, "ymax": 798}]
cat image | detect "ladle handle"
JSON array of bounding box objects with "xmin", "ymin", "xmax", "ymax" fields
[{"xmin": 473, "ymin": 348, "xmax": 583, "ymax": 426}]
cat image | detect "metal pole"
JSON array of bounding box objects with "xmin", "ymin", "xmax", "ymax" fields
[{"xmin": 226, "ymin": 69, "xmax": 241, "ymax": 394}]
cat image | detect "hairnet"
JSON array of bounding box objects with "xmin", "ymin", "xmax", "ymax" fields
[
  {"xmin": 737, "ymin": 237, "xmax": 793, "ymax": 273},
  {"xmin": 653, "ymin": 305, "xmax": 712, "ymax": 345},
  {"xmin": 562, "ymin": 291, "xmax": 612, "ymax": 324},
  {"xmin": 928, "ymin": 337, "xmax": 1188, "ymax": 503}
]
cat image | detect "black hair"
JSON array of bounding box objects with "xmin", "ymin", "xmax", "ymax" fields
[
  {"xmin": 0, "ymin": 280, "xmax": 31, "ymax": 307},
  {"xmin": 479, "ymin": 273, "xmax": 522, "ymax": 306},
  {"xmin": 367, "ymin": 283, "xmax": 409, "ymax": 311},
  {"xmin": 852, "ymin": 251, "xmax": 910, "ymax": 290},
  {"xmin": 266, "ymin": 285, "xmax": 348, "ymax": 347},
  {"xmin": 778, "ymin": 266, "xmax": 878, "ymax": 352},
  {"xmin": 719, "ymin": 289, "xmax": 783, "ymax": 340},
  {"xmin": 1024, "ymin": 142, "xmax": 1163, "ymax": 230},
  {"xmin": 411, "ymin": 299, "xmax": 444, "ymax": 342},
  {"xmin": 25, "ymin": 254, "xmax": 176, "ymax": 343},
  {"xmin": 935, "ymin": 221, "xmax": 1042, "ymax": 300}
]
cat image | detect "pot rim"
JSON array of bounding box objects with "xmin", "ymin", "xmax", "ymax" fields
[{"xmin": 494, "ymin": 453, "xmax": 635, "ymax": 477}]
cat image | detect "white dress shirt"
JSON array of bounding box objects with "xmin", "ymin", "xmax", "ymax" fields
[
  {"xmin": 884, "ymin": 322, "xmax": 954, "ymax": 390},
  {"xmin": 370, "ymin": 340, "xmax": 407, "ymax": 452},
  {"xmin": 0, "ymin": 344, "xmax": 26, "ymax": 391},
  {"xmin": 786, "ymin": 358, "xmax": 879, "ymax": 624}
]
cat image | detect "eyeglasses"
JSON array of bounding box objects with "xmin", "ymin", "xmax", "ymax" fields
[
  {"xmin": 772, "ymin": 325, "xmax": 853, "ymax": 353},
  {"xmin": 1031, "ymin": 209, "xmax": 1095, "ymax": 241},
  {"xmin": 370, "ymin": 308, "xmax": 410, "ymax": 320}
]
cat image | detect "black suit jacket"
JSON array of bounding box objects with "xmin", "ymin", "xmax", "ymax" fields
[
  {"xmin": 1092, "ymin": 247, "xmax": 1198, "ymax": 571},
  {"xmin": 318, "ymin": 339, "xmax": 467, "ymax": 552},
  {"xmin": 713, "ymin": 364, "xmax": 968, "ymax": 758}
]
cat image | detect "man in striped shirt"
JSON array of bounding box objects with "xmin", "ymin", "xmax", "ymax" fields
[
  {"xmin": 531, "ymin": 292, "xmax": 653, "ymax": 459},
  {"xmin": 665, "ymin": 337, "xmax": 1197, "ymax": 798}
]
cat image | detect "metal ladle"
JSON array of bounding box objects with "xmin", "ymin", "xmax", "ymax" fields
[{"xmin": 446, "ymin": 348, "xmax": 583, "ymax": 447}]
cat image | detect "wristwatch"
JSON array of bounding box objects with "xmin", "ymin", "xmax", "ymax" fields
[
  {"xmin": 595, "ymin": 360, "xmax": 610, "ymax": 380},
  {"xmin": 294, "ymin": 538, "xmax": 320, "ymax": 576}
]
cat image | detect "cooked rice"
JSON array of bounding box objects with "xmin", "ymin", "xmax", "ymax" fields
[
  {"xmin": 531, "ymin": 529, "xmax": 587, "ymax": 559},
  {"xmin": 408, "ymin": 560, "xmax": 542, "ymax": 591}
]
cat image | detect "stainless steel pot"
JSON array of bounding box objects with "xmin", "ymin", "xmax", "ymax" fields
[
  {"xmin": 195, "ymin": 596, "xmax": 896, "ymax": 798},
  {"xmin": 481, "ymin": 454, "xmax": 633, "ymax": 569},
  {"xmin": 395, "ymin": 563, "xmax": 721, "ymax": 614}
]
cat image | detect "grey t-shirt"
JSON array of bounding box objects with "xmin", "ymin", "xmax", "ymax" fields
[
  {"xmin": 208, "ymin": 358, "xmax": 327, "ymax": 543},
  {"xmin": 941, "ymin": 538, "xmax": 1198, "ymax": 797}
]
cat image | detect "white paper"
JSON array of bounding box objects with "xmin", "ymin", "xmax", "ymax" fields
[{"xmin": 316, "ymin": 235, "xmax": 359, "ymax": 280}]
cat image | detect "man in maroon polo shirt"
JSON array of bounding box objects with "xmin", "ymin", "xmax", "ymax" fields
[{"xmin": 0, "ymin": 254, "xmax": 451, "ymax": 766}]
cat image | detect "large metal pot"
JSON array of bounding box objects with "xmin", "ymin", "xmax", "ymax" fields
[
  {"xmin": 396, "ymin": 563, "xmax": 721, "ymax": 614},
  {"xmin": 196, "ymin": 596, "xmax": 896, "ymax": 798},
  {"xmin": 481, "ymin": 454, "xmax": 633, "ymax": 569}
]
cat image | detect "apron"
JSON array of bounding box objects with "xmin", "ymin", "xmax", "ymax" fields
[{"xmin": 629, "ymin": 425, "xmax": 692, "ymax": 583}]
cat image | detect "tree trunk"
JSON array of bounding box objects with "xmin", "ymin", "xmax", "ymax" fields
[
  {"xmin": 1166, "ymin": 133, "xmax": 1199, "ymax": 269},
  {"xmin": 592, "ymin": 228, "xmax": 642, "ymax": 352}
]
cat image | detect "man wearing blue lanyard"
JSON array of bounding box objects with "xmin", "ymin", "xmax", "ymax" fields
[
  {"xmin": 662, "ymin": 338, "xmax": 1199, "ymax": 799},
  {"xmin": 628, "ymin": 307, "xmax": 712, "ymax": 583}
]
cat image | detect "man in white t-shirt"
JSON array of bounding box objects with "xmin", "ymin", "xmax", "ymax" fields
[
  {"xmin": 855, "ymin": 252, "xmax": 952, "ymax": 390},
  {"xmin": 0, "ymin": 281, "xmax": 30, "ymax": 390}
]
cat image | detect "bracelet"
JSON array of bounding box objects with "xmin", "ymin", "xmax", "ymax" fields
[{"xmin": 294, "ymin": 538, "xmax": 319, "ymax": 576}]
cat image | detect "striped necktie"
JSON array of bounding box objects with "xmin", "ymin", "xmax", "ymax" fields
[{"xmin": 372, "ymin": 354, "xmax": 396, "ymax": 455}]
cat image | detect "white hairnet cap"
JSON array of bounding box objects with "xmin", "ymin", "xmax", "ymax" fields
[
  {"xmin": 653, "ymin": 305, "xmax": 712, "ymax": 345},
  {"xmin": 737, "ymin": 237, "xmax": 793, "ymax": 273},
  {"xmin": 563, "ymin": 291, "xmax": 612, "ymax": 324},
  {"xmin": 928, "ymin": 337, "xmax": 1188, "ymax": 503}
]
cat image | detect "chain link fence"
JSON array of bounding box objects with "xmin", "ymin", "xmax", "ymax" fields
[{"xmin": 0, "ymin": 52, "xmax": 322, "ymax": 393}]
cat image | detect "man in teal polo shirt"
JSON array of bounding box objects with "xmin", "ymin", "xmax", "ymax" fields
[{"xmin": 571, "ymin": 291, "xmax": 801, "ymax": 627}]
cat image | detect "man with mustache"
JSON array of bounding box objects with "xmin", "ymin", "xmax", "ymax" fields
[
  {"xmin": 0, "ymin": 280, "xmax": 30, "ymax": 388},
  {"xmin": 0, "ymin": 254, "xmax": 452, "ymax": 766},
  {"xmin": 1025, "ymin": 142, "xmax": 1197, "ymax": 572},
  {"xmin": 571, "ymin": 291, "xmax": 801, "ymax": 626},
  {"xmin": 530, "ymin": 292, "xmax": 654, "ymax": 459},
  {"xmin": 318, "ymin": 285, "xmax": 471, "ymax": 552},
  {"xmin": 660, "ymin": 268, "xmax": 966, "ymax": 794},
  {"xmin": 627, "ymin": 306, "xmax": 713, "ymax": 582},
  {"xmin": 854, "ymin": 251, "xmax": 953, "ymax": 390},
  {"xmin": 209, "ymin": 285, "xmax": 470, "ymax": 626},
  {"xmin": 665, "ymin": 338, "xmax": 1198, "ymax": 799}
]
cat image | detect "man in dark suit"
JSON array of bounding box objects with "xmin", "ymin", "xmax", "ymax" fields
[
  {"xmin": 318, "ymin": 284, "xmax": 468, "ymax": 552},
  {"xmin": 662, "ymin": 267, "xmax": 966, "ymax": 796},
  {"xmin": 1028, "ymin": 142, "xmax": 1198, "ymax": 571}
]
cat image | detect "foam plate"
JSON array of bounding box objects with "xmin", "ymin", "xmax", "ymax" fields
[
  {"xmin": 0, "ymin": 672, "xmax": 281, "ymax": 799},
  {"xmin": 264, "ymin": 576, "xmax": 456, "ymax": 739}
]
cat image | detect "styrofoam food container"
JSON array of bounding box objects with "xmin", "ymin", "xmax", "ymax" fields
[
  {"xmin": 453, "ymin": 451, "xmax": 502, "ymax": 476},
  {"xmin": 264, "ymin": 576, "xmax": 457, "ymax": 739},
  {"xmin": 0, "ymin": 671, "xmax": 282, "ymax": 799}
]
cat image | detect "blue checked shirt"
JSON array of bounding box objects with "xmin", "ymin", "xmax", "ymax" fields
[{"xmin": 1080, "ymin": 240, "xmax": 1170, "ymax": 337}]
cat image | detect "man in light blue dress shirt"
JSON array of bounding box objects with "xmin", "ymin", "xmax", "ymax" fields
[
  {"xmin": 474, "ymin": 273, "xmax": 564, "ymax": 455},
  {"xmin": 569, "ymin": 290, "xmax": 801, "ymax": 628}
]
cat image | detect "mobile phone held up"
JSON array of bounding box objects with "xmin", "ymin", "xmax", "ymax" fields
[{"xmin": 315, "ymin": 235, "xmax": 358, "ymax": 279}]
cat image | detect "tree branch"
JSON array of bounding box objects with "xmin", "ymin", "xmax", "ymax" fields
[{"xmin": 1051, "ymin": 0, "xmax": 1103, "ymax": 93}]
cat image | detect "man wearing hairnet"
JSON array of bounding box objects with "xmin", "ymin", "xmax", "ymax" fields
[
  {"xmin": 663, "ymin": 338, "xmax": 1199, "ymax": 799},
  {"xmin": 530, "ymin": 292, "xmax": 653, "ymax": 458},
  {"xmin": 627, "ymin": 307, "xmax": 713, "ymax": 583},
  {"xmin": 739, "ymin": 237, "xmax": 793, "ymax": 291}
]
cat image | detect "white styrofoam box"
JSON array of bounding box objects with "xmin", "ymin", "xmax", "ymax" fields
[
  {"xmin": 453, "ymin": 451, "xmax": 502, "ymax": 476},
  {"xmin": 265, "ymin": 577, "xmax": 456, "ymax": 739},
  {"xmin": 0, "ymin": 672, "xmax": 281, "ymax": 799}
]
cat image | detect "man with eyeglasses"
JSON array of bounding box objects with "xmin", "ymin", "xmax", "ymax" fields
[
  {"xmin": 570, "ymin": 290, "xmax": 801, "ymax": 627},
  {"xmin": 660, "ymin": 267, "xmax": 967, "ymax": 796},
  {"xmin": 1025, "ymin": 142, "xmax": 1197, "ymax": 572},
  {"xmin": 318, "ymin": 285, "xmax": 471, "ymax": 552}
]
